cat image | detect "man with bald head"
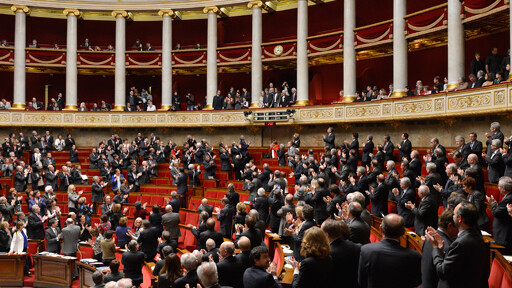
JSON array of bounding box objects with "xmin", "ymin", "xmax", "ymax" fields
[
  {"xmin": 197, "ymin": 198, "xmax": 213, "ymax": 217},
  {"xmin": 161, "ymin": 205, "xmax": 180, "ymax": 242},
  {"xmin": 217, "ymin": 241, "xmax": 243, "ymax": 288},
  {"xmin": 358, "ymin": 214, "xmax": 421, "ymax": 288},
  {"xmin": 405, "ymin": 185, "xmax": 438, "ymax": 236},
  {"xmin": 201, "ymin": 238, "xmax": 220, "ymax": 263},
  {"xmin": 236, "ymin": 236, "xmax": 252, "ymax": 273},
  {"xmin": 198, "ymin": 218, "xmax": 223, "ymax": 250}
]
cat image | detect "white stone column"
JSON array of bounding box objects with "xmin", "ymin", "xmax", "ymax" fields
[
  {"xmin": 159, "ymin": 9, "xmax": 173, "ymax": 110},
  {"xmin": 63, "ymin": 9, "xmax": 80, "ymax": 110},
  {"xmin": 248, "ymin": 1, "xmax": 263, "ymax": 108},
  {"xmin": 112, "ymin": 10, "xmax": 129, "ymax": 111},
  {"xmin": 203, "ymin": 7, "xmax": 219, "ymax": 110},
  {"xmin": 391, "ymin": 0, "xmax": 407, "ymax": 98},
  {"xmin": 295, "ymin": 0, "xmax": 309, "ymax": 106},
  {"xmin": 341, "ymin": 0, "xmax": 356, "ymax": 102},
  {"xmin": 447, "ymin": 0, "xmax": 464, "ymax": 90},
  {"xmin": 11, "ymin": 5, "xmax": 29, "ymax": 110}
]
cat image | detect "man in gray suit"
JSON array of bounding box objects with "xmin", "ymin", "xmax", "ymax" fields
[
  {"xmin": 61, "ymin": 218, "xmax": 80, "ymax": 256},
  {"xmin": 161, "ymin": 205, "xmax": 181, "ymax": 242},
  {"xmin": 45, "ymin": 219, "xmax": 61, "ymax": 253}
]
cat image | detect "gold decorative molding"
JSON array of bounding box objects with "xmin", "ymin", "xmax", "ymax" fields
[
  {"xmin": 0, "ymin": 84, "xmax": 510, "ymax": 128},
  {"xmin": 248, "ymin": 1, "xmax": 265, "ymax": 9},
  {"xmin": 63, "ymin": 8, "xmax": 82, "ymax": 18},
  {"xmin": 11, "ymin": 5, "xmax": 30, "ymax": 14}
]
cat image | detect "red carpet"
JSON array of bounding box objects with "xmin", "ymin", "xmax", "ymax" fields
[{"xmin": 22, "ymin": 268, "xmax": 80, "ymax": 288}]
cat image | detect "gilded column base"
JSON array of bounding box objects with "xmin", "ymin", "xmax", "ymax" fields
[
  {"xmin": 390, "ymin": 91, "xmax": 407, "ymax": 98},
  {"xmin": 203, "ymin": 104, "xmax": 213, "ymax": 110},
  {"xmin": 293, "ymin": 100, "xmax": 310, "ymax": 106},
  {"xmin": 340, "ymin": 96, "xmax": 355, "ymax": 103},
  {"xmin": 446, "ymin": 82, "xmax": 458, "ymax": 91},
  {"xmin": 249, "ymin": 102, "xmax": 259, "ymax": 108},
  {"xmin": 159, "ymin": 105, "xmax": 171, "ymax": 111},
  {"xmin": 508, "ymin": 73, "xmax": 512, "ymax": 81},
  {"xmin": 112, "ymin": 105, "xmax": 125, "ymax": 111},
  {"xmin": 63, "ymin": 105, "xmax": 78, "ymax": 111},
  {"xmin": 11, "ymin": 104, "xmax": 25, "ymax": 110}
]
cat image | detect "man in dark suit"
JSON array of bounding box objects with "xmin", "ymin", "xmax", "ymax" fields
[
  {"xmin": 161, "ymin": 205, "xmax": 181, "ymax": 242},
  {"xmin": 27, "ymin": 205, "xmax": 46, "ymax": 240},
  {"xmin": 253, "ymin": 188, "xmax": 270, "ymax": 224},
  {"xmin": 392, "ymin": 177, "xmax": 416, "ymax": 227},
  {"xmin": 203, "ymin": 155, "xmax": 217, "ymax": 179},
  {"xmin": 45, "ymin": 219, "xmax": 61, "ymax": 253},
  {"xmin": 421, "ymin": 209, "xmax": 458, "ymax": 288},
  {"xmin": 397, "ymin": 133, "xmax": 412, "ymax": 161},
  {"xmin": 198, "ymin": 218, "xmax": 223, "ymax": 250},
  {"xmin": 284, "ymin": 204, "xmax": 316, "ymax": 261},
  {"xmin": 122, "ymin": 241, "xmax": 145, "ymax": 287},
  {"xmin": 197, "ymin": 198, "xmax": 213, "ymax": 217},
  {"xmin": 14, "ymin": 165, "xmax": 28, "ymax": 193},
  {"xmin": 488, "ymin": 176, "xmax": 512, "ymax": 254},
  {"xmin": 217, "ymin": 241, "xmax": 243, "ymax": 288},
  {"xmin": 235, "ymin": 236, "xmax": 252, "ymax": 273},
  {"xmin": 358, "ymin": 213, "xmax": 421, "ymax": 288},
  {"xmin": 243, "ymin": 245, "xmax": 282, "ymax": 288},
  {"xmin": 137, "ymin": 220, "xmax": 159, "ymax": 262},
  {"xmin": 215, "ymin": 198, "xmax": 236, "ymax": 239},
  {"xmin": 366, "ymin": 175, "xmax": 388, "ymax": 217},
  {"xmin": 486, "ymin": 121, "xmax": 505, "ymax": 154},
  {"xmin": 235, "ymin": 214, "xmax": 262, "ymax": 251},
  {"xmin": 436, "ymin": 164, "xmax": 461, "ymax": 208},
  {"xmin": 425, "ymin": 202, "xmax": 490, "ymax": 288},
  {"xmin": 468, "ymin": 132, "xmax": 484, "ymax": 164},
  {"xmin": 453, "ymin": 135, "xmax": 472, "ymax": 168},
  {"xmin": 201, "ymin": 239, "xmax": 220, "ymax": 263},
  {"xmin": 405, "ymin": 185, "xmax": 438, "ymax": 236},
  {"xmin": 384, "ymin": 160, "xmax": 400, "ymax": 200},
  {"xmin": 418, "ymin": 162, "xmax": 442, "ymax": 205},
  {"xmin": 362, "ymin": 135, "xmax": 374, "ymax": 168},
  {"xmin": 322, "ymin": 220, "xmax": 361, "ymax": 288},
  {"xmin": 483, "ymin": 139, "xmax": 505, "ymax": 184},
  {"xmin": 174, "ymin": 167, "xmax": 188, "ymax": 196},
  {"xmin": 153, "ymin": 246, "xmax": 173, "ymax": 276},
  {"xmin": 174, "ymin": 252, "xmax": 201, "ymax": 288},
  {"xmin": 430, "ymin": 137, "xmax": 446, "ymax": 161},
  {"xmin": 58, "ymin": 166, "xmax": 72, "ymax": 192},
  {"xmin": 344, "ymin": 133, "xmax": 360, "ymax": 159},
  {"xmin": 409, "ymin": 150, "xmax": 422, "ymax": 179},
  {"xmin": 382, "ymin": 135, "xmax": 394, "ymax": 162},
  {"xmin": 257, "ymin": 164, "xmax": 273, "ymax": 192},
  {"xmin": 322, "ymin": 127, "xmax": 335, "ymax": 150},
  {"xmin": 345, "ymin": 202, "xmax": 370, "ymax": 245}
]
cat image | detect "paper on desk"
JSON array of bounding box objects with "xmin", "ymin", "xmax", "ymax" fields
[
  {"xmin": 503, "ymin": 255, "xmax": 512, "ymax": 263},
  {"xmin": 481, "ymin": 230, "xmax": 491, "ymax": 237}
]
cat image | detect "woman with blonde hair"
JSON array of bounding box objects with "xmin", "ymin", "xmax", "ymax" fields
[
  {"xmin": 67, "ymin": 184, "xmax": 83, "ymax": 214},
  {"xmin": 233, "ymin": 202, "xmax": 247, "ymax": 227},
  {"xmin": 290, "ymin": 226, "xmax": 333, "ymax": 288}
]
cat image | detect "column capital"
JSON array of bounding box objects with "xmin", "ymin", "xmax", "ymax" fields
[
  {"xmin": 11, "ymin": 5, "xmax": 30, "ymax": 14},
  {"xmin": 112, "ymin": 10, "xmax": 131, "ymax": 19},
  {"xmin": 248, "ymin": 1, "xmax": 265, "ymax": 9},
  {"xmin": 203, "ymin": 6, "xmax": 220, "ymax": 14},
  {"xmin": 63, "ymin": 8, "xmax": 82, "ymax": 18},
  {"xmin": 158, "ymin": 9, "xmax": 175, "ymax": 17}
]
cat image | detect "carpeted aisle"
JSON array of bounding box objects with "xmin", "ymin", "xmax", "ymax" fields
[{"xmin": 22, "ymin": 268, "xmax": 80, "ymax": 288}]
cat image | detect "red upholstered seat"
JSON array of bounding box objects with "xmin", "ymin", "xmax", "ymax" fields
[
  {"xmin": 369, "ymin": 232, "xmax": 380, "ymax": 243},
  {"xmin": 489, "ymin": 258, "xmax": 504, "ymax": 288},
  {"xmin": 184, "ymin": 230, "xmax": 197, "ymax": 251},
  {"xmin": 486, "ymin": 208, "xmax": 494, "ymax": 234},
  {"xmin": 502, "ymin": 273, "xmax": 512, "ymax": 288},
  {"xmin": 80, "ymin": 246, "xmax": 95, "ymax": 259},
  {"xmin": 204, "ymin": 190, "xmax": 217, "ymax": 198},
  {"xmin": 186, "ymin": 212, "xmax": 199, "ymax": 226}
]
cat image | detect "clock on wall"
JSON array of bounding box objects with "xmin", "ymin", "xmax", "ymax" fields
[{"xmin": 274, "ymin": 45, "xmax": 283, "ymax": 56}]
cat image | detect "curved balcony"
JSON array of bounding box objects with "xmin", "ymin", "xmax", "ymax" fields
[{"xmin": 0, "ymin": 83, "xmax": 508, "ymax": 128}]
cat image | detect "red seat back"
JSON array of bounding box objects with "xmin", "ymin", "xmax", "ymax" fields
[{"xmin": 489, "ymin": 258, "xmax": 504, "ymax": 288}]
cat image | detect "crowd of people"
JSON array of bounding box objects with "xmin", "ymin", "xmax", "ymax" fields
[
  {"xmin": 349, "ymin": 47, "xmax": 511, "ymax": 102},
  {"xmin": 0, "ymin": 122, "xmax": 511, "ymax": 287}
]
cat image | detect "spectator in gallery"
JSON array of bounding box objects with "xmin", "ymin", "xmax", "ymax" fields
[
  {"xmin": 171, "ymin": 91, "xmax": 181, "ymax": 111},
  {"xmin": 494, "ymin": 72, "xmax": 504, "ymax": 84},
  {"xmin": 146, "ymin": 43, "xmax": 155, "ymax": 51},
  {"xmin": 91, "ymin": 103, "xmax": 100, "ymax": 111},
  {"xmin": 0, "ymin": 39, "xmax": 9, "ymax": 47},
  {"xmin": 195, "ymin": 42, "xmax": 202, "ymax": 49},
  {"xmin": 32, "ymin": 97, "xmax": 43, "ymax": 110},
  {"xmin": 82, "ymin": 38, "xmax": 93, "ymax": 50},
  {"xmin": 471, "ymin": 52, "xmax": 485, "ymax": 77},
  {"xmin": 482, "ymin": 73, "xmax": 495, "ymax": 87},
  {"xmin": 146, "ymin": 100, "xmax": 156, "ymax": 111},
  {"xmin": 53, "ymin": 44, "xmax": 59, "ymax": 49},
  {"xmin": 78, "ymin": 102, "xmax": 88, "ymax": 111},
  {"xmin": 94, "ymin": 46, "xmax": 102, "ymax": 51},
  {"xmin": 28, "ymin": 39, "xmax": 40, "ymax": 48},
  {"xmin": 175, "ymin": 43, "xmax": 183, "ymax": 50},
  {"xmin": 443, "ymin": 76, "xmax": 448, "ymax": 91},
  {"xmin": 486, "ymin": 47, "xmax": 501, "ymax": 74},
  {"xmin": 501, "ymin": 49, "xmax": 510, "ymax": 79},
  {"xmin": 107, "ymin": 44, "xmax": 115, "ymax": 51},
  {"xmin": 0, "ymin": 99, "xmax": 11, "ymax": 109},
  {"xmin": 133, "ymin": 39, "xmax": 142, "ymax": 48},
  {"xmin": 136, "ymin": 42, "xmax": 144, "ymax": 51},
  {"xmin": 125, "ymin": 103, "xmax": 135, "ymax": 112},
  {"xmin": 454, "ymin": 77, "xmax": 469, "ymax": 91},
  {"xmin": 186, "ymin": 93, "xmax": 195, "ymax": 111}
]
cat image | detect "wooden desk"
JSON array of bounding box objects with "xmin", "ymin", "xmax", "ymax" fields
[
  {"xmin": 0, "ymin": 253, "xmax": 26, "ymax": 287},
  {"xmin": 33, "ymin": 254, "xmax": 76, "ymax": 288},
  {"xmin": 77, "ymin": 262, "xmax": 96, "ymax": 288}
]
